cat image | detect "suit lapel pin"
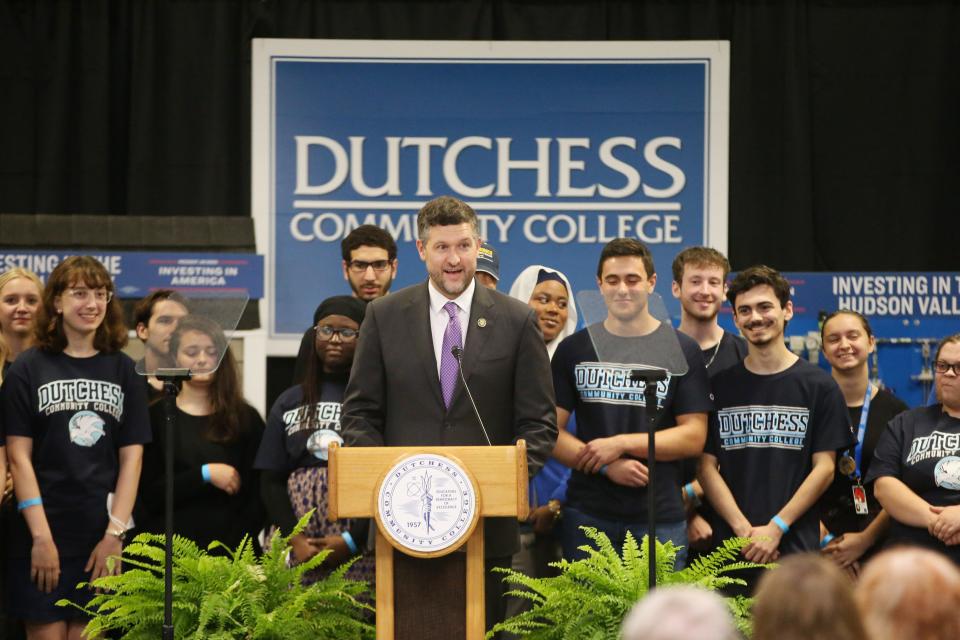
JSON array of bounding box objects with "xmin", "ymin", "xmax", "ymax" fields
[{"xmin": 477, "ymin": 318, "xmax": 487, "ymax": 328}]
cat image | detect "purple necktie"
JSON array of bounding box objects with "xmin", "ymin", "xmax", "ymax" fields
[{"xmin": 439, "ymin": 301, "xmax": 463, "ymax": 408}]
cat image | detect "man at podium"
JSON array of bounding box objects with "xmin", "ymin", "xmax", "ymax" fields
[{"xmin": 341, "ymin": 195, "xmax": 558, "ymax": 631}]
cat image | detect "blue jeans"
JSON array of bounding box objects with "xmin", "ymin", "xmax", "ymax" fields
[{"xmin": 561, "ymin": 505, "xmax": 687, "ymax": 569}]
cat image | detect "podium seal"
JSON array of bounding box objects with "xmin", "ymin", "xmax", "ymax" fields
[{"xmin": 376, "ymin": 453, "xmax": 480, "ymax": 557}]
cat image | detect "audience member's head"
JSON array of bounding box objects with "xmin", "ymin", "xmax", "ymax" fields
[
  {"xmin": 620, "ymin": 586, "xmax": 738, "ymax": 640},
  {"xmin": 475, "ymin": 241, "xmax": 500, "ymax": 289},
  {"xmin": 752, "ymin": 553, "xmax": 866, "ymax": 640},
  {"xmin": 856, "ymin": 547, "xmax": 960, "ymax": 640},
  {"xmin": 340, "ymin": 224, "xmax": 398, "ymax": 301}
]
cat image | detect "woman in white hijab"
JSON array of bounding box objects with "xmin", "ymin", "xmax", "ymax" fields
[
  {"xmin": 503, "ymin": 265, "xmax": 578, "ymax": 616},
  {"xmin": 508, "ymin": 265, "xmax": 578, "ymax": 360}
]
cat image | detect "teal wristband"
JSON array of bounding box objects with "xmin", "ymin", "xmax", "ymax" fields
[
  {"xmin": 772, "ymin": 515, "xmax": 790, "ymax": 533},
  {"xmin": 201, "ymin": 464, "xmax": 211, "ymax": 483},
  {"xmin": 820, "ymin": 533, "xmax": 835, "ymax": 549},
  {"xmin": 341, "ymin": 531, "xmax": 358, "ymax": 554},
  {"xmin": 17, "ymin": 497, "xmax": 42, "ymax": 511},
  {"xmin": 599, "ymin": 464, "xmax": 609, "ymax": 476},
  {"xmin": 683, "ymin": 482, "xmax": 701, "ymax": 508}
]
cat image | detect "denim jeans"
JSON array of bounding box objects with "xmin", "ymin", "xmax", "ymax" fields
[{"xmin": 561, "ymin": 505, "xmax": 688, "ymax": 569}]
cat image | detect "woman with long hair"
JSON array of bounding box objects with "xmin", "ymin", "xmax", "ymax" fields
[
  {"xmin": 2, "ymin": 256, "xmax": 150, "ymax": 640},
  {"xmin": 255, "ymin": 296, "xmax": 372, "ymax": 582},
  {"xmin": 0, "ymin": 268, "xmax": 43, "ymax": 638},
  {"xmin": 818, "ymin": 310, "xmax": 908, "ymax": 575},
  {"xmin": 0, "ymin": 268, "xmax": 43, "ymax": 383},
  {"xmin": 139, "ymin": 315, "xmax": 264, "ymax": 551}
]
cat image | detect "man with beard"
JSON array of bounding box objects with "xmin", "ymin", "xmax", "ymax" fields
[
  {"xmin": 550, "ymin": 238, "xmax": 712, "ymax": 565},
  {"xmin": 292, "ymin": 225, "xmax": 398, "ymax": 383},
  {"xmin": 698, "ymin": 265, "xmax": 853, "ymax": 590},
  {"xmin": 671, "ymin": 247, "xmax": 747, "ymax": 558},
  {"xmin": 340, "ymin": 196, "xmax": 557, "ymax": 632},
  {"xmin": 340, "ymin": 224, "xmax": 398, "ymax": 301}
]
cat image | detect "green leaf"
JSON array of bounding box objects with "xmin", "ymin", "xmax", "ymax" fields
[
  {"xmin": 60, "ymin": 510, "xmax": 374, "ymax": 639},
  {"xmin": 488, "ymin": 531, "xmax": 762, "ymax": 640}
]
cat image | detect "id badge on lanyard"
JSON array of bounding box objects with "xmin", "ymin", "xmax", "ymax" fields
[{"xmin": 839, "ymin": 383, "xmax": 872, "ymax": 516}]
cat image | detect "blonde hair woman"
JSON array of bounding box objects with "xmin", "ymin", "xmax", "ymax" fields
[{"xmin": 0, "ymin": 268, "xmax": 43, "ymax": 384}]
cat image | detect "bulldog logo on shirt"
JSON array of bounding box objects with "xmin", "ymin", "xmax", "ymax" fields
[
  {"xmin": 934, "ymin": 456, "xmax": 960, "ymax": 490},
  {"xmin": 68, "ymin": 411, "xmax": 106, "ymax": 447}
]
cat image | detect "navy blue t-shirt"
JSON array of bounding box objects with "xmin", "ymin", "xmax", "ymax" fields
[
  {"xmin": 255, "ymin": 378, "xmax": 347, "ymax": 473},
  {"xmin": 2, "ymin": 347, "xmax": 151, "ymax": 556},
  {"xmin": 705, "ymin": 359, "xmax": 854, "ymax": 554},
  {"xmin": 703, "ymin": 331, "xmax": 748, "ymax": 378},
  {"xmin": 820, "ymin": 388, "xmax": 908, "ymax": 536},
  {"xmin": 866, "ymin": 405, "xmax": 960, "ymax": 563},
  {"xmin": 552, "ymin": 322, "xmax": 713, "ymax": 522}
]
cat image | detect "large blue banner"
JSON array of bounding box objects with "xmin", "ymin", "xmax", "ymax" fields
[{"xmin": 253, "ymin": 40, "xmax": 729, "ymax": 348}]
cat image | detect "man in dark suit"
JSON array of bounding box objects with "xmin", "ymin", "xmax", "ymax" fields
[{"xmin": 340, "ymin": 195, "xmax": 558, "ymax": 632}]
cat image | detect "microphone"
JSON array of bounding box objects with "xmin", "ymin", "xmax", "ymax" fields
[{"xmin": 451, "ymin": 345, "xmax": 492, "ymax": 446}]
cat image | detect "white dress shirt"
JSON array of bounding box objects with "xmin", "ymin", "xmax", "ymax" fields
[{"xmin": 427, "ymin": 278, "xmax": 474, "ymax": 378}]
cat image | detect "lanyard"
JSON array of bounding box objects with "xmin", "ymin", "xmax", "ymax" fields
[{"xmin": 852, "ymin": 382, "xmax": 872, "ymax": 480}]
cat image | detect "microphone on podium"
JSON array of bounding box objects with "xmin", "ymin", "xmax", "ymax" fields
[{"xmin": 451, "ymin": 345, "xmax": 493, "ymax": 446}]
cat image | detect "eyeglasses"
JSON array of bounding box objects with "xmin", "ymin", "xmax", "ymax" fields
[
  {"xmin": 65, "ymin": 288, "xmax": 113, "ymax": 303},
  {"xmin": 934, "ymin": 361, "xmax": 960, "ymax": 376},
  {"xmin": 348, "ymin": 260, "xmax": 391, "ymax": 273},
  {"xmin": 315, "ymin": 325, "xmax": 359, "ymax": 341}
]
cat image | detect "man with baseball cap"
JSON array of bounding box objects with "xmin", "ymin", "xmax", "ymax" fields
[{"xmin": 475, "ymin": 241, "xmax": 500, "ymax": 289}]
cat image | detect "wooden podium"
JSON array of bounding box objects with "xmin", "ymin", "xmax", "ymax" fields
[{"xmin": 327, "ymin": 441, "xmax": 529, "ymax": 640}]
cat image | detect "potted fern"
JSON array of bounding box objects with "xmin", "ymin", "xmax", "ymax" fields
[
  {"xmin": 58, "ymin": 512, "xmax": 374, "ymax": 639},
  {"xmin": 489, "ymin": 528, "xmax": 766, "ymax": 639}
]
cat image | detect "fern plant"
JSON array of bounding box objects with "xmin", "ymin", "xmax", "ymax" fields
[
  {"xmin": 489, "ymin": 529, "xmax": 766, "ymax": 639},
  {"xmin": 58, "ymin": 511, "xmax": 374, "ymax": 639}
]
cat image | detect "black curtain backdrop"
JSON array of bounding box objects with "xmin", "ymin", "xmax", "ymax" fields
[{"xmin": 0, "ymin": 1, "xmax": 957, "ymax": 271}]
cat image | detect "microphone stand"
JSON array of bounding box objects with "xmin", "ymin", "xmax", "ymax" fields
[
  {"xmin": 156, "ymin": 367, "xmax": 192, "ymax": 640},
  {"xmin": 451, "ymin": 346, "xmax": 492, "ymax": 446},
  {"xmin": 630, "ymin": 367, "xmax": 668, "ymax": 592}
]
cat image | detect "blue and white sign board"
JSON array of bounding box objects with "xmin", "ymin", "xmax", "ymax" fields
[
  {"xmin": 0, "ymin": 250, "xmax": 263, "ymax": 298},
  {"xmin": 252, "ymin": 39, "xmax": 729, "ymax": 353}
]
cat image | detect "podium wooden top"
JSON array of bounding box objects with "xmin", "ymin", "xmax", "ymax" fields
[{"xmin": 327, "ymin": 441, "xmax": 529, "ymax": 521}]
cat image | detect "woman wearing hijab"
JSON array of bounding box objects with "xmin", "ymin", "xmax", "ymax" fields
[
  {"xmin": 509, "ymin": 266, "xmax": 578, "ymax": 360},
  {"xmin": 507, "ymin": 266, "xmax": 578, "ymax": 585}
]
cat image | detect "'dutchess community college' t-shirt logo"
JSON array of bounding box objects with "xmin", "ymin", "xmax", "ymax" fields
[
  {"xmin": 716, "ymin": 405, "xmax": 810, "ymax": 451},
  {"xmin": 37, "ymin": 379, "xmax": 125, "ymax": 421},
  {"xmin": 574, "ymin": 362, "xmax": 670, "ymax": 409},
  {"xmin": 283, "ymin": 401, "xmax": 343, "ymax": 461}
]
